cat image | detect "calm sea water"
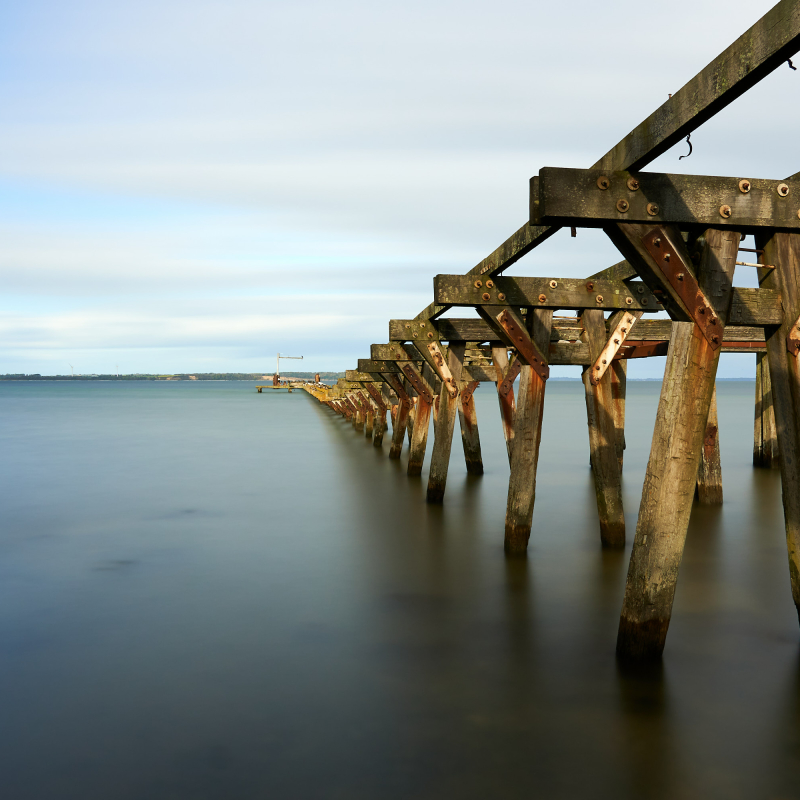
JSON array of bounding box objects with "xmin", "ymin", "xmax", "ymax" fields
[{"xmin": 0, "ymin": 379, "xmax": 798, "ymax": 799}]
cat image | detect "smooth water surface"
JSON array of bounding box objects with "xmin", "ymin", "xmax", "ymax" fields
[{"xmin": 0, "ymin": 380, "xmax": 798, "ymax": 799}]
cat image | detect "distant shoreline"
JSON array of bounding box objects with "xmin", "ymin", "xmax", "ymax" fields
[{"xmin": 0, "ymin": 372, "xmax": 345, "ymax": 382}]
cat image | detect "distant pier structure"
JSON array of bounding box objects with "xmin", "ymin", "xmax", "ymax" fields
[{"xmin": 284, "ymin": 1, "xmax": 800, "ymax": 661}]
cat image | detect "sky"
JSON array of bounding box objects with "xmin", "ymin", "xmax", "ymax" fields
[{"xmin": 1, "ymin": 0, "xmax": 797, "ymax": 377}]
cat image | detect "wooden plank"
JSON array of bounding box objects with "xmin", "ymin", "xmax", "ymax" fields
[
  {"xmin": 696, "ymin": 385, "xmax": 723, "ymax": 504},
  {"xmin": 758, "ymin": 230, "xmax": 800, "ymax": 627},
  {"xmin": 458, "ymin": 381, "xmax": 483, "ymax": 475},
  {"xmin": 728, "ymin": 287, "xmax": 783, "ymax": 326},
  {"xmin": 504, "ymin": 309, "xmax": 554, "ymax": 554},
  {"xmin": 537, "ymin": 168, "xmax": 800, "ymax": 231},
  {"xmin": 582, "ymin": 309, "xmax": 625, "ymax": 547},
  {"xmin": 435, "ymin": 274, "xmax": 663, "ymax": 312},
  {"xmin": 617, "ymin": 228, "xmax": 739, "ymax": 660},
  {"xmin": 427, "ymin": 344, "xmax": 466, "ymax": 502}
]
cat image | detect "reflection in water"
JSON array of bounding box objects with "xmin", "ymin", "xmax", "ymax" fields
[{"xmin": 0, "ymin": 379, "xmax": 798, "ymax": 799}]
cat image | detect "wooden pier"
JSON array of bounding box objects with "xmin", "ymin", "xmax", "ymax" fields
[{"xmin": 287, "ymin": 0, "xmax": 800, "ymax": 661}]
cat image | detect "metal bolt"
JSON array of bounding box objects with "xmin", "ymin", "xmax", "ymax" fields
[
  {"xmin": 420, "ymin": 322, "xmax": 425, "ymax": 328},
  {"xmin": 616, "ymin": 199, "xmax": 630, "ymax": 213},
  {"xmin": 647, "ymin": 203, "xmax": 660, "ymax": 216},
  {"xmin": 602, "ymin": 359, "xmax": 607, "ymax": 365},
  {"xmin": 738, "ymin": 179, "xmax": 751, "ymax": 193},
  {"xmin": 613, "ymin": 339, "xmax": 620, "ymax": 345},
  {"xmin": 699, "ymin": 308, "xmax": 706, "ymax": 315},
  {"xmin": 637, "ymin": 286, "xmax": 644, "ymax": 294},
  {"xmin": 586, "ymin": 282, "xmax": 594, "ymax": 291},
  {"xmin": 664, "ymin": 253, "xmax": 670, "ymax": 262},
  {"xmin": 595, "ymin": 365, "xmax": 601, "ymax": 370},
  {"xmin": 642, "ymin": 298, "xmax": 648, "ymax": 305},
  {"xmin": 621, "ymin": 328, "xmax": 627, "ymax": 334},
  {"xmin": 497, "ymin": 293, "xmax": 506, "ymax": 301},
  {"xmin": 597, "ymin": 176, "xmax": 610, "ymax": 190},
  {"xmin": 538, "ymin": 294, "xmax": 547, "ymax": 303},
  {"xmin": 719, "ymin": 204, "xmax": 732, "ymax": 218},
  {"xmin": 474, "ymin": 280, "xmax": 482, "ymax": 289},
  {"xmin": 596, "ymin": 294, "xmax": 604, "ymax": 304},
  {"xmin": 405, "ymin": 324, "xmax": 410, "ymax": 328},
  {"xmin": 625, "ymin": 297, "xmax": 633, "ymax": 305},
  {"xmin": 653, "ymin": 237, "xmax": 661, "ymax": 246},
  {"xmin": 486, "ymin": 280, "xmax": 494, "ymax": 289},
  {"xmin": 778, "ymin": 183, "xmax": 790, "ymax": 197},
  {"xmin": 427, "ymin": 332, "xmax": 434, "ymax": 339},
  {"xmin": 677, "ymin": 272, "xmax": 684, "ymax": 281},
  {"xmin": 482, "ymin": 292, "xmax": 491, "ymax": 301},
  {"xmin": 627, "ymin": 177, "xmax": 640, "ymax": 191},
  {"xmin": 711, "ymin": 335, "xmax": 720, "ymax": 344},
  {"xmin": 549, "ymin": 280, "xmax": 557, "ymax": 289}
]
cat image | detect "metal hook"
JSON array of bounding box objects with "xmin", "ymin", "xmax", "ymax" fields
[
  {"xmin": 678, "ymin": 133, "xmax": 693, "ymax": 160},
  {"xmin": 789, "ymin": 58, "xmax": 797, "ymax": 71}
]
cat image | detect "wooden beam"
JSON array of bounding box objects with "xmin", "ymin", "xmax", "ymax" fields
[
  {"xmin": 435, "ymin": 274, "xmax": 663, "ymax": 312},
  {"xmin": 492, "ymin": 345, "xmax": 516, "ymax": 465},
  {"xmin": 536, "ymin": 168, "xmax": 800, "ymax": 232},
  {"xmin": 611, "ymin": 360, "xmax": 627, "ymax": 470},
  {"xmin": 458, "ymin": 381, "xmax": 483, "ymax": 475},
  {"xmin": 754, "ymin": 352, "xmax": 780, "ymax": 467},
  {"xmin": 696, "ymin": 386, "xmax": 723, "ymax": 504}
]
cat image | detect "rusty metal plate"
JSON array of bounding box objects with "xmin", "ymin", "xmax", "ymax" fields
[
  {"xmin": 498, "ymin": 357, "xmax": 521, "ymax": 396},
  {"xmin": 364, "ymin": 383, "xmax": 387, "ymax": 411},
  {"xmin": 589, "ymin": 311, "xmax": 640, "ymax": 385},
  {"xmin": 427, "ymin": 341, "xmax": 458, "ymax": 398},
  {"xmin": 616, "ymin": 341, "xmax": 669, "ymax": 359},
  {"xmin": 495, "ymin": 309, "xmax": 550, "ymax": 380},
  {"xmin": 400, "ymin": 363, "xmax": 433, "ymax": 404},
  {"xmin": 641, "ymin": 227, "xmax": 724, "ymax": 350},
  {"xmin": 460, "ymin": 380, "xmax": 479, "ymax": 404},
  {"xmin": 787, "ymin": 313, "xmax": 800, "ymax": 356}
]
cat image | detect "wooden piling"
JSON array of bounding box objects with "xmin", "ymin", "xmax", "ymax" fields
[
  {"xmin": 365, "ymin": 406, "xmax": 375, "ymax": 438},
  {"xmin": 696, "ymin": 385, "xmax": 723, "ymax": 504},
  {"xmin": 427, "ymin": 344, "xmax": 466, "ymax": 502},
  {"xmin": 492, "ymin": 346, "xmax": 517, "ymax": 465},
  {"xmin": 754, "ymin": 352, "xmax": 780, "ymax": 467},
  {"xmin": 611, "ymin": 360, "xmax": 627, "ymax": 470},
  {"xmin": 616, "ymin": 227, "xmax": 738, "ymax": 660},
  {"xmin": 582, "ymin": 309, "xmax": 625, "ymax": 548},
  {"xmin": 458, "ymin": 381, "xmax": 484, "ymax": 475},
  {"xmin": 504, "ymin": 309, "xmax": 553, "ymax": 554},
  {"xmin": 407, "ymin": 397, "xmax": 432, "ymax": 476},
  {"xmin": 759, "ymin": 231, "xmax": 800, "ymax": 627}
]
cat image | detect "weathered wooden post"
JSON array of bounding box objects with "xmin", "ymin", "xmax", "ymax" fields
[
  {"xmin": 383, "ymin": 374, "xmax": 410, "ymax": 459},
  {"xmin": 427, "ymin": 343, "xmax": 466, "ymax": 502},
  {"xmin": 503, "ymin": 308, "xmax": 553, "ymax": 553},
  {"xmin": 492, "ymin": 346, "xmax": 517, "ymax": 465},
  {"xmin": 458, "ymin": 380, "xmax": 483, "ymax": 475},
  {"xmin": 754, "ymin": 352, "xmax": 780, "ymax": 467},
  {"xmin": 581, "ymin": 309, "xmax": 625, "ymax": 547},
  {"xmin": 403, "ymin": 365, "xmax": 435, "ymax": 476},
  {"xmin": 759, "ymin": 230, "xmax": 800, "ymax": 628},
  {"xmin": 611, "ymin": 360, "xmax": 627, "ymax": 469},
  {"xmin": 696, "ymin": 385, "xmax": 723, "ymax": 504},
  {"xmin": 615, "ymin": 227, "xmax": 739, "ymax": 659}
]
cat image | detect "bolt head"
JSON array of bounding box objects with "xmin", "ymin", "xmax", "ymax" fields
[
  {"xmin": 627, "ymin": 177, "xmax": 640, "ymax": 191},
  {"xmin": 778, "ymin": 183, "xmax": 790, "ymax": 197},
  {"xmin": 738, "ymin": 179, "xmax": 751, "ymax": 193},
  {"xmin": 647, "ymin": 203, "xmax": 660, "ymax": 216},
  {"xmin": 719, "ymin": 204, "xmax": 732, "ymax": 218},
  {"xmin": 474, "ymin": 280, "xmax": 482, "ymax": 289},
  {"xmin": 625, "ymin": 297, "xmax": 633, "ymax": 305},
  {"xmin": 616, "ymin": 199, "xmax": 630, "ymax": 213},
  {"xmin": 596, "ymin": 294, "xmax": 604, "ymax": 304},
  {"xmin": 486, "ymin": 280, "xmax": 494, "ymax": 289},
  {"xmin": 549, "ymin": 279, "xmax": 557, "ymax": 289},
  {"xmin": 586, "ymin": 282, "xmax": 594, "ymax": 291},
  {"xmin": 538, "ymin": 293, "xmax": 547, "ymax": 303},
  {"xmin": 482, "ymin": 292, "xmax": 490, "ymax": 301},
  {"xmin": 498, "ymin": 293, "xmax": 506, "ymax": 302},
  {"xmin": 597, "ymin": 176, "xmax": 610, "ymax": 190}
]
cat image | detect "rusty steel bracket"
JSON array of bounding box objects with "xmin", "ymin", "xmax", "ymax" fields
[
  {"xmin": 641, "ymin": 227, "xmax": 723, "ymax": 349},
  {"xmin": 400, "ymin": 362, "xmax": 434, "ymax": 405},
  {"xmin": 427, "ymin": 340, "xmax": 459, "ymax": 398},
  {"xmin": 364, "ymin": 383, "xmax": 387, "ymax": 412},
  {"xmin": 382, "ymin": 373, "xmax": 411, "ymax": 405},
  {"xmin": 589, "ymin": 311, "xmax": 641, "ymax": 385},
  {"xmin": 494, "ymin": 309, "xmax": 550, "ymax": 380},
  {"xmin": 787, "ymin": 313, "xmax": 800, "ymax": 356},
  {"xmin": 497, "ymin": 356, "xmax": 521, "ymax": 396},
  {"xmin": 460, "ymin": 380, "xmax": 479, "ymax": 405}
]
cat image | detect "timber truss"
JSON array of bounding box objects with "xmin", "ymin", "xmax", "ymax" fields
[{"xmin": 299, "ymin": 0, "xmax": 800, "ymax": 660}]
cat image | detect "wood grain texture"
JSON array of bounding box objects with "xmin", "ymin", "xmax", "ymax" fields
[
  {"xmin": 611, "ymin": 360, "xmax": 627, "ymax": 470},
  {"xmin": 617, "ymin": 228, "xmax": 739, "ymax": 660},
  {"xmin": 582, "ymin": 309, "xmax": 625, "ymax": 547},
  {"xmin": 758, "ymin": 231, "xmax": 800, "ymax": 625},
  {"xmin": 696, "ymin": 386, "xmax": 723, "ymax": 504},
  {"xmin": 458, "ymin": 386, "xmax": 484, "ymax": 475},
  {"xmin": 407, "ymin": 397, "xmax": 432, "ymax": 477},
  {"xmin": 754, "ymin": 352, "xmax": 780, "ymax": 467},
  {"xmin": 492, "ymin": 345, "xmax": 516, "ymax": 466},
  {"xmin": 504, "ymin": 309, "xmax": 553, "ymax": 554}
]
